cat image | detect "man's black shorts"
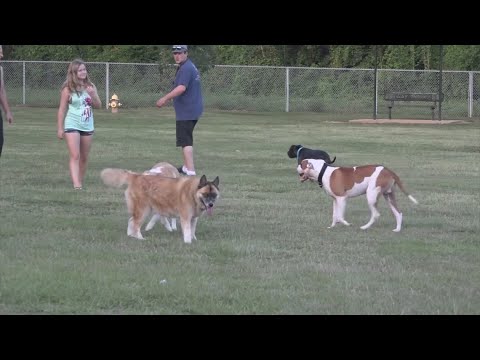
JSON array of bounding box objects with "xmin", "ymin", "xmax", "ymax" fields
[{"xmin": 176, "ymin": 120, "xmax": 198, "ymax": 147}]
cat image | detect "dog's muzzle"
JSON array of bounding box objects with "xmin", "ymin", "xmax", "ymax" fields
[{"xmin": 202, "ymin": 200, "xmax": 215, "ymax": 215}]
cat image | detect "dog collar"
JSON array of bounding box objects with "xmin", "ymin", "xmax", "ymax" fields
[
  {"xmin": 317, "ymin": 163, "xmax": 329, "ymax": 188},
  {"xmin": 296, "ymin": 146, "xmax": 304, "ymax": 163}
]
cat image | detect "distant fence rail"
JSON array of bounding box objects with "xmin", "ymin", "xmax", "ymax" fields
[{"xmin": 1, "ymin": 61, "xmax": 479, "ymax": 119}]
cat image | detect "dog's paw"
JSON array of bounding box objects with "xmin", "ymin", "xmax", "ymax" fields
[
  {"xmin": 145, "ymin": 223, "xmax": 154, "ymax": 231},
  {"xmin": 163, "ymin": 217, "xmax": 174, "ymax": 231}
]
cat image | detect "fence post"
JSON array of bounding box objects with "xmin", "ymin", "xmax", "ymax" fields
[
  {"xmin": 373, "ymin": 46, "xmax": 378, "ymax": 120},
  {"xmin": 105, "ymin": 62, "xmax": 109, "ymax": 110},
  {"xmin": 22, "ymin": 61, "xmax": 26, "ymax": 105},
  {"xmin": 285, "ymin": 67, "xmax": 290, "ymax": 113},
  {"xmin": 438, "ymin": 45, "xmax": 443, "ymax": 120},
  {"xmin": 375, "ymin": 70, "xmax": 379, "ymax": 117},
  {"xmin": 468, "ymin": 71, "xmax": 473, "ymax": 118}
]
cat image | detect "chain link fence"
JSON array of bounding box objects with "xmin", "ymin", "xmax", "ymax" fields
[{"xmin": 2, "ymin": 61, "xmax": 479, "ymax": 119}]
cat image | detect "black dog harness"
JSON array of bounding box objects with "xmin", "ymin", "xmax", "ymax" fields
[{"xmin": 317, "ymin": 163, "xmax": 329, "ymax": 188}]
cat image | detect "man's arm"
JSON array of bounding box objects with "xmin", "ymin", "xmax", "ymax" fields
[
  {"xmin": 156, "ymin": 85, "xmax": 186, "ymax": 108},
  {"xmin": 0, "ymin": 69, "xmax": 13, "ymax": 124}
]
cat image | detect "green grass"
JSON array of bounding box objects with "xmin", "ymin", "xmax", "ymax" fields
[{"xmin": 1, "ymin": 107, "xmax": 479, "ymax": 314}]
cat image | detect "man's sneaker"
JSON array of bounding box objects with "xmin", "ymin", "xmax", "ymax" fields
[
  {"xmin": 182, "ymin": 166, "xmax": 196, "ymax": 176},
  {"xmin": 177, "ymin": 166, "xmax": 186, "ymax": 175}
]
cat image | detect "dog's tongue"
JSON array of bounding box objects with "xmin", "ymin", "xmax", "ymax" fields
[{"xmin": 206, "ymin": 206, "xmax": 213, "ymax": 216}]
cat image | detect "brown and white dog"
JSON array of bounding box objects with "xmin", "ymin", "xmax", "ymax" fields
[
  {"xmin": 143, "ymin": 162, "xmax": 181, "ymax": 233},
  {"xmin": 298, "ymin": 159, "xmax": 418, "ymax": 232}
]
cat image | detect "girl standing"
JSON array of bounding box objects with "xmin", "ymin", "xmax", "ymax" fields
[{"xmin": 57, "ymin": 59, "xmax": 101, "ymax": 189}]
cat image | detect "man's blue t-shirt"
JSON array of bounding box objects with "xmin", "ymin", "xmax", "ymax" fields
[{"xmin": 173, "ymin": 58, "xmax": 203, "ymax": 121}]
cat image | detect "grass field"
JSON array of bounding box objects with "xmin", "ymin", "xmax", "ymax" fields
[{"xmin": 0, "ymin": 107, "xmax": 479, "ymax": 314}]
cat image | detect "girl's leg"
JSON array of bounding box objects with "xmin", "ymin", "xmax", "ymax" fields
[
  {"xmin": 64, "ymin": 132, "xmax": 82, "ymax": 188},
  {"xmin": 79, "ymin": 134, "xmax": 93, "ymax": 186}
]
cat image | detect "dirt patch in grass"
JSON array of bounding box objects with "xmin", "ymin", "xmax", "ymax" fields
[{"xmin": 349, "ymin": 119, "xmax": 470, "ymax": 125}]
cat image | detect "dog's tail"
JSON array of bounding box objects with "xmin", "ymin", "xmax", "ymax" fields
[
  {"xmin": 392, "ymin": 171, "xmax": 418, "ymax": 204},
  {"xmin": 100, "ymin": 168, "xmax": 135, "ymax": 188},
  {"xmin": 327, "ymin": 156, "xmax": 336, "ymax": 164}
]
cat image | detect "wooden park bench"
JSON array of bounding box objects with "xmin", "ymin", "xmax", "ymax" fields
[{"xmin": 384, "ymin": 92, "xmax": 442, "ymax": 120}]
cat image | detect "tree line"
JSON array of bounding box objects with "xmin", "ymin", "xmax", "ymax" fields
[{"xmin": 2, "ymin": 45, "xmax": 480, "ymax": 71}]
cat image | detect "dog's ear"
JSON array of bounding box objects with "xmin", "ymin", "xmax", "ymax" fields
[
  {"xmin": 287, "ymin": 145, "xmax": 295, "ymax": 158},
  {"xmin": 198, "ymin": 175, "xmax": 207, "ymax": 188},
  {"xmin": 212, "ymin": 176, "xmax": 220, "ymax": 188},
  {"xmin": 305, "ymin": 163, "xmax": 315, "ymax": 182},
  {"xmin": 300, "ymin": 159, "xmax": 309, "ymax": 170}
]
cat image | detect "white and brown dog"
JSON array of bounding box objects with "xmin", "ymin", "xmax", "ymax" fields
[{"xmin": 298, "ymin": 159, "xmax": 418, "ymax": 232}]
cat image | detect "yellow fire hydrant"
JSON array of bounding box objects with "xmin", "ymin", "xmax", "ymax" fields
[{"xmin": 108, "ymin": 93, "xmax": 122, "ymax": 113}]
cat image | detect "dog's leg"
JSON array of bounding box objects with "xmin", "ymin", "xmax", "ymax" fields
[
  {"xmin": 160, "ymin": 216, "xmax": 173, "ymax": 232},
  {"xmin": 125, "ymin": 188, "xmax": 148, "ymax": 239},
  {"xmin": 126, "ymin": 190, "xmax": 136, "ymax": 237},
  {"xmin": 191, "ymin": 217, "xmax": 198, "ymax": 241},
  {"xmin": 127, "ymin": 216, "xmax": 135, "ymax": 237},
  {"xmin": 180, "ymin": 215, "xmax": 192, "ymax": 244},
  {"xmin": 336, "ymin": 197, "xmax": 351, "ymax": 226},
  {"xmin": 328, "ymin": 199, "xmax": 338, "ymax": 228},
  {"xmin": 145, "ymin": 213, "xmax": 163, "ymax": 231},
  {"xmin": 171, "ymin": 217, "xmax": 177, "ymax": 231},
  {"xmin": 129, "ymin": 208, "xmax": 149, "ymax": 240},
  {"xmin": 328, "ymin": 198, "xmax": 351, "ymax": 228},
  {"xmin": 384, "ymin": 191, "xmax": 403, "ymax": 232},
  {"xmin": 360, "ymin": 188, "xmax": 381, "ymax": 230},
  {"xmin": 128, "ymin": 216, "xmax": 144, "ymax": 240}
]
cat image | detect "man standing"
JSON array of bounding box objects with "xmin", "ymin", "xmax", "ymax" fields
[
  {"xmin": 0, "ymin": 45, "xmax": 14, "ymax": 158},
  {"xmin": 156, "ymin": 45, "xmax": 204, "ymax": 176}
]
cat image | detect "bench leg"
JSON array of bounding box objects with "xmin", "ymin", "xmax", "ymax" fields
[
  {"xmin": 388, "ymin": 106, "xmax": 392, "ymax": 120},
  {"xmin": 431, "ymin": 106, "xmax": 435, "ymax": 120}
]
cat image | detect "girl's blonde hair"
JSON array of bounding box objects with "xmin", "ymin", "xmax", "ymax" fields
[{"xmin": 62, "ymin": 59, "xmax": 93, "ymax": 94}]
